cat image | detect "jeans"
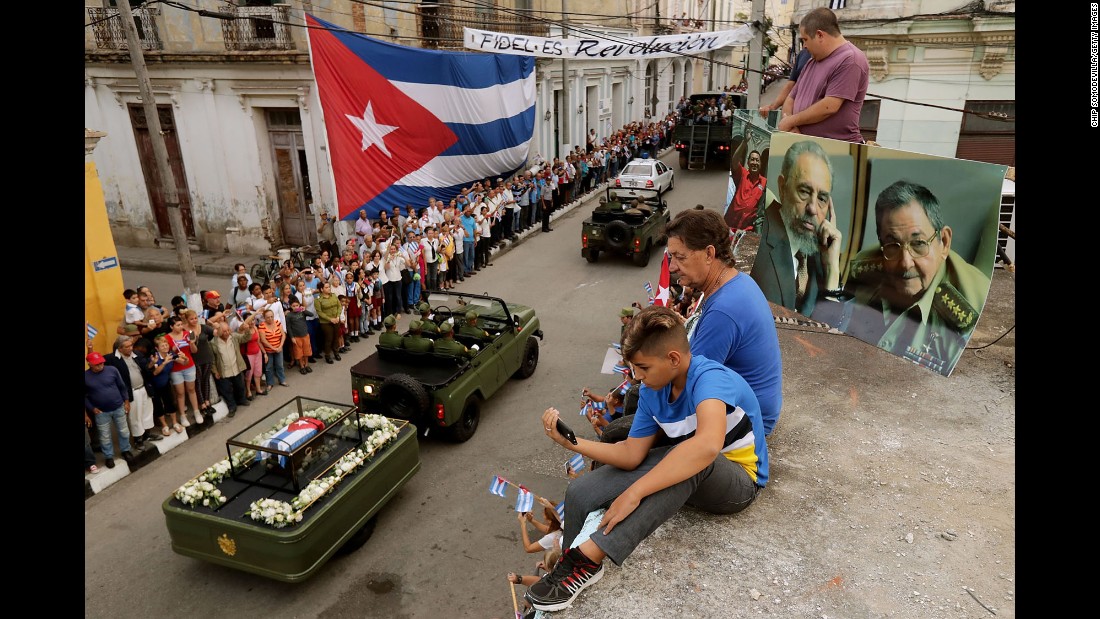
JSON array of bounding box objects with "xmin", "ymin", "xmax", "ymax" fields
[
  {"xmin": 463, "ymin": 243, "xmax": 475, "ymax": 271},
  {"xmin": 85, "ymin": 426, "xmax": 97, "ymax": 469},
  {"xmin": 264, "ymin": 349, "xmax": 286, "ymax": 386},
  {"xmin": 562, "ymin": 445, "xmax": 759, "ymax": 566},
  {"xmin": 513, "ymin": 207, "xmax": 523, "ymax": 233},
  {"xmin": 406, "ymin": 277, "xmax": 421, "ymax": 307},
  {"xmin": 94, "ymin": 405, "xmax": 132, "ymax": 460},
  {"xmin": 214, "ymin": 372, "xmax": 246, "ymax": 411}
]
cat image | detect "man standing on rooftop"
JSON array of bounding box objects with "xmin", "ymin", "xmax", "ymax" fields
[{"xmin": 779, "ymin": 7, "xmax": 869, "ymax": 144}]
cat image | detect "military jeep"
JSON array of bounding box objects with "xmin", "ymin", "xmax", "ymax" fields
[
  {"xmin": 581, "ymin": 186, "xmax": 669, "ymax": 267},
  {"xmin": 349, "ymin": 291, "xmax": 543, "ymax": 443}
]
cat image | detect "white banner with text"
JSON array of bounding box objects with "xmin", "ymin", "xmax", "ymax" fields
[{"xmin": 463, "ymin": 25, "xmax": 755, "ymax": 59}]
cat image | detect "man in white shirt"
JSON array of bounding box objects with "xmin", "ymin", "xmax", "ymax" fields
[
  {"xmin": 421, "ymin": 226, "xmax": 441, "ymax": 291},
  {"xmin": 354, "ymin": 209, "xmax": 374, "ymax": 250}
]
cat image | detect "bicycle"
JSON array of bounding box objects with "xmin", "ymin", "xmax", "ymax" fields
[
  {"xmin": 250, "ymin": 254, "xmax": 281, "ymax": 287},
  {"xmin": 289, "ymin": 244, "xmax": 320, "ymax": 270}
]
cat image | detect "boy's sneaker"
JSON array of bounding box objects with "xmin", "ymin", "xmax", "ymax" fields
[{"xmin": 524, "ymin": 547, "xmax": 604, "ymax": 612}]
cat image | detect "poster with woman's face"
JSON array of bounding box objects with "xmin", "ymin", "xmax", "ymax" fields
[{"xmin": 749, "ymin": 132, "xmax": 1007, "ymax": 376}]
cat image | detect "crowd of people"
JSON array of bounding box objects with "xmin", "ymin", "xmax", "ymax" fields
[{"xmin": 84, "ymin": 113, "xmax": 682, "ymax": 477}]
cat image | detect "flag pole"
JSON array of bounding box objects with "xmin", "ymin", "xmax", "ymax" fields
[
  {"xmin": 498, "ymin": 477, "xmax": 550, "ymax": 507},
  {"xmin": 509, "ymin": 581, "xmax": 520, "ymax": 619}
]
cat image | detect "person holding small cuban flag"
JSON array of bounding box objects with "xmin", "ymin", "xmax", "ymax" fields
[{"xmin": 517, "ymin": 492, "xmax": 563, "ymax": 559}]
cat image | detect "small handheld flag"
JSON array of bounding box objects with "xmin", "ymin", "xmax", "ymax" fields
[
  {"xmin": 612, "ymin": 363, "xmax": 631, "ymax": 376},
  {"xmin": 617, "ymin": 378, "xmax": 630, "ymax": 395},
  {"xmin": 489, "ymin": 475, "xmax": 508, "ymax": 497},
  {"xmin": 555, "ymin": 501, "xmax": 566, "ymax": 523},
  {"xmin": 567, "ymin": 453, "xmax": 585, "ymax": 474},
  {"xmin": 515, "ymin": 487, "xmax": 534, "ymax": 513},
  {"xmin": 87, "ymin": 322, "xmax": 99, "ymax": 340}
]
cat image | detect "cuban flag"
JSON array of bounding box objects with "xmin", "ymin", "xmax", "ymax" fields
[
  {"xmin": 306, "ymin": 15, "xmax": 536, "ymax": 221},
  {"xmin": 643, "ymin": 281, "xmax": 654, "ymax": 299},
  {"xmin": 617, "ymin": 378, "xmax": 630, "ymax": 395},
  {"xmin": 653, "ymin": 252, "xmax": 671, "ymax": 307},
  {"xmin": 515, "ymin": 486, "xmax": 534, "ymax": 513},
  {"xmin": 87, "ymin": 322, "xmax": 99, "ymax": 340},
  {"xmin": 612, "ymin": 362, "xmax": 631, "ymax": 376},
  {"xmin": 555, "ymin": 501, "xmax": 566, "ymax": 523},
  {"xmin": 567, "ymin": 453, "xmax": 585, "ymax": 475},
  {"xmin": 489, "ymin": 475, "xmax": 508, "ymax": 497},
  {"xmin": 258, "ymin": 418, "xmax": 326, "ymax": 468},
  {"xmin": 579, "ymin": 400, "xmax": 591, "ymax": 417}
]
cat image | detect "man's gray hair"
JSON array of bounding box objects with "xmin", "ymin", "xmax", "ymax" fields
[
  {"xmin": 114, "ymin": 335, "xmax": 131, "ymax": 350},
  {"xmin": 874, "ymin": 180, "xmax": 945, "ymax": 233},
  {"xmin": 780, "ymin": 140, "xmax": 833, "ymax": 182}
]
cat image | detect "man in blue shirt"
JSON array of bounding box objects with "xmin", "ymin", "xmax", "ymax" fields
[{"xmin": 84, "ymin": 352, "xmax": 136, "ymax": 468}]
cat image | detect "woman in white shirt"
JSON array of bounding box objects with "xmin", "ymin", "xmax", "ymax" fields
[{"xmin": 381, "ymin": 243, "xmax": 406, "ymax": 318}]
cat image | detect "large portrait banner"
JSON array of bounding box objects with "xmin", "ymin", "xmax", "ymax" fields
[{"xmin": 749, "ymin": 132, "xmax": 1007, "ymax": 376}]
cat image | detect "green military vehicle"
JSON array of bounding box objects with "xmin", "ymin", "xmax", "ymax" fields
[
  {"xmin": 581, "ymin": 186, "xmax": 669, "ymax": 267},
  {"xmin": 672, "ymin": 91, "xmax": 746, "ymax": 169},
  {"xmin": 163, "ymin": 397, "xmax": 420, "ymax": 582},
  {"xmin": 350, "ymin": 291, "xmax": 543, "ymax": 442}
]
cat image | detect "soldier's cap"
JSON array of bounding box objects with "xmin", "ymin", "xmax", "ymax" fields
[
  {"xmin": 383, "ymin": 314, "xmax": 396, "ymax": 327},
  {"xmin": 438, "ymin": 321, "xmax": 453, "ymax": 334},
  {"xmin": 409, "ymin": 319, "xmax": 423, "ymax": 331},
  {"xmin": 418, "ymin": 302, "xmax": 431, "ymax": 313},
  {"xmin": 122, "ymin": 323, "xmax": 140, "ymax": 334},
  {"xmin": 620, "ymin": 307, "xmax": 635, "ymax": 318},
  {"xmin": 465, "ymin": 310, "xmax": 478, "ymax": 320}
]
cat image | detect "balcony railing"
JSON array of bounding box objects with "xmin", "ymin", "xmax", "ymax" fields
[
  {"xmin": 417, "ymin": 3, "xmax": 549, "ymax": 50},
  {"xmin": 88, "ymin": 6, "xmax": 163, "ymax": 51},
  {"xmin": 220, "ymin": 3, "xmax": 294, "ymax": 51}
]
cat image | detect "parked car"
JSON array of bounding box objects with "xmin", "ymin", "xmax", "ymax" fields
[{"xmin": 614, "ymin": 158, "xmax": 675, "ymax": 197}]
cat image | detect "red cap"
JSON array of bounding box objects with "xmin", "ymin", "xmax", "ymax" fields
[
  {"xmin": 86, "ymin": 352, "xmax": 106, "ymax": 365},
  {"xmin": 204, "ymin": 291, "xmax": 221, "ymax": 300}
]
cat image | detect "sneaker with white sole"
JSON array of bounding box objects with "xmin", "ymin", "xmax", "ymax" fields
[
  {"xmin": 194, "ymin": 411, "xmax": 204, "ymax": 425},
  {"xmin": 523, "ymin": 547, "xmax": 605, "ymax": 611},
  {"xmin": 180, "ymin": 416, "xmax": 191, "ymax": 428}
]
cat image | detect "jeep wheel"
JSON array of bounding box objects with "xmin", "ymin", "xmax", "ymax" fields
[
  {"xmin": 513, "ymin": 337, "xmax": 539, "ymax": 379},
  {"xmin": 447, "ymin": 395, "xmax": 481, "ymax": 442},
  {"xmin": 678, "ymin": 152, "xmax": 688, "ymax": 170},
  {"xmin": 335, "ymin": 516, "xmax": 377, "ymax": 556},
  {"xmin": 605, "ymin": 220, "xmax": 631, "ymax": 250},
  {"xmin": 585, "ymin": 249, "xmax": 600, "ymax": 263},
  {"xmin": 379, "ymin": 373, "xmax": 431, "ymax": 419},
  {"xmin": 632, "ymin": 240, "xmax": 652, "ymax": 267}
]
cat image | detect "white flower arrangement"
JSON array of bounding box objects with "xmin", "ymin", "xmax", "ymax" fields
[
  {"xmin": 175, "ymin": 479, "xmax": 229, "ymax": 508},
  {"xmin": 248, "ymin": 498, "xmax": 302, "ymax": 528},
  {"xmin": 174, "ymin": 408, "xmax": 406, "ymax": 527}
]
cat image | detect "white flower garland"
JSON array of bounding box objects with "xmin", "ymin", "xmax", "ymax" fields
[
  {"xmin": 173, "ymin": 408, "xmax": 402, "ymax": 528},
  {"xmin": 248, "ymin": 498, "xmax": 303, "ymax": 528}
]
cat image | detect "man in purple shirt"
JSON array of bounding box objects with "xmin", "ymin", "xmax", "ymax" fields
[{"xmin": 779, "ymin": 7, "xmax": 869, "ymax": 143}]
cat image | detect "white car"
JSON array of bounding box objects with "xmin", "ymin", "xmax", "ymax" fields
[{"xmin": 614, "ymin": 158, "xmax": 674, "ymax": 197}]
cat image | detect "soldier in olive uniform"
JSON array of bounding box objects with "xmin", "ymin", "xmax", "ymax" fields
[
  {"xmin": 377, "ymin": 314, "xmax": 404, "ymax": 349},
  {"xmin": 417, "ymin": 302, "xmax": 439, "ymax": 335},
  {"xmin": 814, "ymin": 180, "xmax": 990, "ymax": 376},
  {"xmin": 401, "ymin": 320, "xmax": 435, "ymax": 352},
  {"xmin": 619, "ymin": 306, "xmax": 635, "ymax": 337},
  {"xmin": 433, "ymin": 322, "xmax": 471, "ymax": 358},
  {"xmin": 458, "ymin": 310, "xmax": 491, "ymax": 342}
]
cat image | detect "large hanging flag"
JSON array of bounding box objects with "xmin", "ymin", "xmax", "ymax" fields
[
  {"xmin": 306, "ymin": 15, "xmax": 536, "ymax": 221},
  {"xmin": 515, "ymin": 487, "xmax": 534, "ymax": 513},
  {"xmin": 653, "ymin": 252, "xmax": 671, "ymax": 307}
]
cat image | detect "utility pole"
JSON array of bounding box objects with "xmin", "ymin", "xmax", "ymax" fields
[
  {"xmin": 747, "ymin": 0, "xmax": 766, "ymax": 112},
  {"xmin": 561, "ymin": 0, "xmax": 569, "ymax": 156},
  {"xmin": 706, "ymin": 0, "xmax": 717, "ymax": 90},
  {"xmin": 116, "ymin": 0, "xmax": 200, "ymax": 302}
]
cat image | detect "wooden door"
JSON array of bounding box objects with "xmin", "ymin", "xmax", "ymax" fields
[
  {"xmin": 267, "ymin": 109, "xmax": 314, "ymax": 246},
  {"xmin": 128, "ymin": 104, "xmax": 196, "ymax": 238}
]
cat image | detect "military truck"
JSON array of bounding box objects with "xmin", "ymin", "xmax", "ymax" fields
[
  {"xmin": 581, "ymin": 186, "xmax": 669, "ymax": 267},
  {"xmin": 349, "ymin": 291, "xmax": 543, "ymax": 442},
  {"xmin": 672, "ymin": 91, "xmax": 747, "ymax": 170},
  {"xmin": 163, "ymin": 397, "xmax": 420, "ymax": 582}
]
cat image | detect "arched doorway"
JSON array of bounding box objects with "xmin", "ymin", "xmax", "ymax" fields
[{"xmin": 683, "ymin": 59, "xmax": 693, "ymax": 97}]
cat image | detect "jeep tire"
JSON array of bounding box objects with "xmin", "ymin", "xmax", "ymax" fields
[
  {"xmin": 379, "ymin": 373, "xmax": 431, "ymax": 420},
  {"xmin": 605, "ymin": 220, "xmax": 631, "ymax": 250},
  {"xmin": 335, "ymin": 515, "xmax": 377, "ymax": 556},
  {"xmin": 513, "ymin": 337, "xmax": 539, "ymax": 379},
  {"xmin": 447, "ymin": 395, "xmax": 481, "ymax": 442},
  {"xmin": 585, "ymin": 248, "xmax": 600, "ymax": 263}
]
